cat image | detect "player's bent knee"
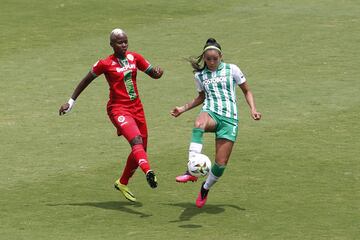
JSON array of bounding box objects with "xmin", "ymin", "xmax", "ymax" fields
[
  {"xmin": 130, "ymin": 135, "xmax": 143, "ymax": 146},
  {"xmin": 194, "ymin": 121, "xmax": 205, "ymax": 129}
]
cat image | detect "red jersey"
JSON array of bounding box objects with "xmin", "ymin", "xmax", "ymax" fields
[{"xmin": 91, "ymin": 51, "xmax": 152, "ymax": 105}]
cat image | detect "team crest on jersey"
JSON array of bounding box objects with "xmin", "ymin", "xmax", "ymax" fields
[
  {"xmin": 126, "ymin": 54, "xmax": 134, "ymax": 61},
  {"xmin": 111, "ymin": 61, "xmax": 116, "ymax": 66}
]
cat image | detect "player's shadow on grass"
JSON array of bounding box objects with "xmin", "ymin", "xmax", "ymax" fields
[
  {"xmin": 48, "ymin": 201, "xmax": 152, "ymax": 218},
  {"xmin": 165, "ymin": 202, "xmax": 245, "ymax": 227}
]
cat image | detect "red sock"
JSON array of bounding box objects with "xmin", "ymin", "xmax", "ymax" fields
[
  {"xmin": 119, "ymin": 152, "xmax": 138, "ymax": 185},
  {"xmin": 132, "ymin": 144, "xmax": 151, "ymax": 174}
]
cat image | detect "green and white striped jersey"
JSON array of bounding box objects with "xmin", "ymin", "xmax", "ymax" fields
[{"xmin": 194, "ymin": 62, "xmax": 246, "ymax": 120}]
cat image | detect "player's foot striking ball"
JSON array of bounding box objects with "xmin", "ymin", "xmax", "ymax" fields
[{"xmin": 175, "ymin": 171, "xmax": 198, "ymax": 183}]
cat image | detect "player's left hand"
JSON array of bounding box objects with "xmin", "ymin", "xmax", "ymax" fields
[
  {"xmin": 170, "ymin": 106, "xmax": 185, "ymax": 117},
  {"xmin": 251, "ymin": 110, "xmax": 261, "ymax": 120},
  {"xmin": 152, "ymin": 66, "xmax": 163, "ymax": 79}
]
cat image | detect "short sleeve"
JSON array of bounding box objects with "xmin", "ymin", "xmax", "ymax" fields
[
  {"xmin": 231, "ymin": 64, "xmax": 246, "ymax": 85},
  {"xmin": 194, "ymin": 74, "xmax": 204, "ymax": 92},
  {"xmin": 91, "ymin": 60, "xmax": 105, "ymax": 77},
  {"xmin": 134, "ymin": 53, "xmax": 152, "ymax": 73}
]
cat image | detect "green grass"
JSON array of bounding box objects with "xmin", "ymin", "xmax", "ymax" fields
[{"xmin": 1, "ymin": 0, "xmax": 359, "ymax": 239}]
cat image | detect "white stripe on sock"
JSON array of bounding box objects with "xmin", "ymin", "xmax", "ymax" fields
[
  {"xmin": 189, "ymin": 142, "xmax": 203, "ymax": 160},
  {"xmin": 204, "ymin": 171, "xmax": 219, "ymax": 190}
]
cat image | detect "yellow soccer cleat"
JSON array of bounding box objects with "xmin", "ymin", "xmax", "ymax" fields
[{"xmin": 114, "ymin": 179, "xmax": 136, "ymax": 202}]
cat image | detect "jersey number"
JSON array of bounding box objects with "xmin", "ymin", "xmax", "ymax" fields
[{"xmin": 123, "ymin": 70, "xmax": 137, "ymax": 100}]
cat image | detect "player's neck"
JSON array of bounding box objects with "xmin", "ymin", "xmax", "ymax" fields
[{"xmin": 114, "ymin": 52, "xmax": 126, "ymax": 59}]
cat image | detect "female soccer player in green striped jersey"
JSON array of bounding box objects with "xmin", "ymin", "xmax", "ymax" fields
[{"xmin": 171, "ymin": 38, "xmax": 261, "ymax": 208}]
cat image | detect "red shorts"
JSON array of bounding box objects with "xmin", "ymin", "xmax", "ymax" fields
[{"xmin": 107, "ymin": 101, "xmax": 148, "ymax": 147}]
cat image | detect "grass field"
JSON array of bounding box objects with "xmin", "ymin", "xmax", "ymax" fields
[{"xmin": 1, "ymin": 0, "xmax": 359, "ymax": 239}]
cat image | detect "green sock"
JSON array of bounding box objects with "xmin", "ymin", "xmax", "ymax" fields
[
  {"xmin": 189, "ymin": 128, "xmax": 204, "ymax": 159},
  {"xmin": 211, "ymin": 162, "xmax": 226, "ymax": 177},
  {"xmin": 191, "ymin": 128, "xmax": 204, "ymax": 144}
]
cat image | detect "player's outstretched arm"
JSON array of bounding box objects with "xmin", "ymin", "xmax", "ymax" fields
[
  {"xmin": 59, "ymin": 72, "xmax": 96, "ymax": 116},
  {"xmin": 148, "ymin": 66, "xmax": 164, "ymax": 79},
  {"xmin": 239, "ymin": 82, "xmax": 261, "ymax": 120},
  {"xmin": 171, "ymin": 91, "xmax": 205, "ymax": 117}
]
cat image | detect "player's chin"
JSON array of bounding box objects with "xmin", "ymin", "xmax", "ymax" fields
[{"xmin": 118, "ymin": 48, "xmax": 127, "ymax": 56}]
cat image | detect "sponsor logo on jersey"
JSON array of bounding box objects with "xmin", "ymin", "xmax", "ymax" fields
[
  {"xmin": 202, "ymin": 76, "xmax": 227, "ymax": 85},
  {"xmin": 126, "ymin": 54, "xmax": 134, "ymax": 61},
  {"xmin": 116, "ymin": 64, "xmax": 136, "ymax": 73}
]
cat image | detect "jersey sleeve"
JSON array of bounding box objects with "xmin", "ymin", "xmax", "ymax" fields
[
  {"xmin": 194, "ymin": 74, "xmax": 204, "ymax": 92},
  {"xmin": 134, "ymin": 53, "xmax": 152, "ymax": 73},
  {"xmin": 91, "ymin": 59, "xmax": 106, "ymax": 77},
  {"xmin": 231, "ymin": 64, "xmax": 246, "ymax": 85}
]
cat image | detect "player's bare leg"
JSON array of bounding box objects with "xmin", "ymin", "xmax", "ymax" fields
[{"xmin": 196, "ymin": 139, "xmax": 233, "ymax": 208}]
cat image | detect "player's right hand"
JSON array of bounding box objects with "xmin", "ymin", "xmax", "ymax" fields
[
  {"xmin": 59, "ymin": 98, "xmax": 75, "ymax": 116},
  {"xmin": 170, "ymin": 106, "xmax": 185, "ymax": 117},
  {"xmin": 59, "ymin": 103, "xmax": 70, "ymax": 116}
]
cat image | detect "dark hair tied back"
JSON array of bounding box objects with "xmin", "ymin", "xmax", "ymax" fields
[
  {"xmin": 204, "ymin": 38, "xmax": 219, "ymax": 48},
  {"xmin": 204, "ymin": 38, "xmax": 221, "ymax": 50},
  {"xmin": 206, "ymin": 38, "xmax": 217, "ymax": 44},
  {"xmin": 187, "ymin": 38, "xmax": 222, "ymax": 73}
]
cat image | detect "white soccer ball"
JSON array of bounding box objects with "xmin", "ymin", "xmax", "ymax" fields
[{"xmin": 187, "ymin": 154, "xmax": 212, "ymax": 177}]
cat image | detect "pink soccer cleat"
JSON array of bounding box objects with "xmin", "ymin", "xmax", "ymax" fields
[
  {"xmin": 175, "ymin": 171, "xmax": 198, "ymax": 183},
  {"xmin": 195, "ymin": 182, "xmax": 209, "ymax": 208}
]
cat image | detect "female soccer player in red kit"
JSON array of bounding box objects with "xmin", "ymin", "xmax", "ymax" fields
[{"xmin": 59, "ymin": 29, "xmax": 163, "ymax": 202}]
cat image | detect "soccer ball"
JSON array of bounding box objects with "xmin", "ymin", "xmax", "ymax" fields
[{"xmin": 187, "ymin": 154, "xmax": 212, "ymax": 177}]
